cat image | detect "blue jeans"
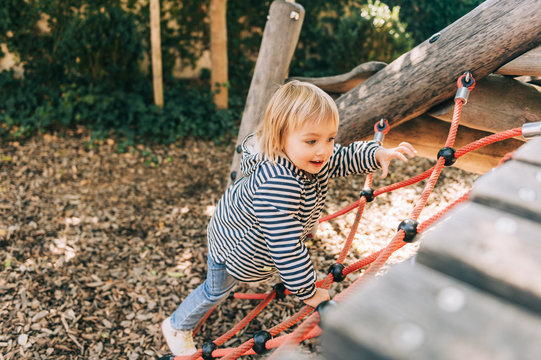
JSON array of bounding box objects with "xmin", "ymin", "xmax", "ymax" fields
[{"xmin": 170, "ymin": 254, "xmax": 238, "ymax": 330}]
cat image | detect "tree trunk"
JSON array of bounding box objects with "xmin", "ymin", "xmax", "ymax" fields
[
  {"xmin": 227, "ymin": 0, "xmax": 305, "ymax": 184},
  {"xmin": 210, "ymin": 0, "xmax": 228, "ymax": 109},
  {"xmin": 335, "ymin": 0, "xmax": 541, "ymax": 145},
  {"xmin": 150, "ymin": 0, "xmax": 163, "ymax": 108}
]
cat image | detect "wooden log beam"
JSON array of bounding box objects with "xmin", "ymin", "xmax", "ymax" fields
[
  {"xmin": 496, "ymin": 46, "xmax": 541, "ymax": 77},
  {"xmin": 335, "ymin": 0, "xmax": 541, "ymax": 145},
  {"xmin": 288, "ymin": 61, "xmax": 386, "ymax": 94},
  {"xmin": 384, "ymin": 115, "xmax": 524, "ymax": 174},
  {"xmin": 298, "ymin": 73, "xmax": 541, "ymax": 139},
  {"xmin": 427, "ymin": 74, "xmax": 541, "ymax": 135},
  {"xmin": 292, "ymin": 46, "xmax": 541, "ymax": 96},
  {"xmin": 228, "ymin": 1, "xmax": 305, "ymax": 184}
]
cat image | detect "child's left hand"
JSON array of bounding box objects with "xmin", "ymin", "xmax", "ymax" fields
[{"xmin": 375, "ymin": 142, "xmax": 417, "ymax": 178}]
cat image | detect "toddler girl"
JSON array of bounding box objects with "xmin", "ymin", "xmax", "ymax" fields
[{"xmin": 162, "ymin": 80, "xmax": 416, "ymax": 355}]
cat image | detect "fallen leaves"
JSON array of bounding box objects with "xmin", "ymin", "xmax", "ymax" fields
[{"xmin": 0, "ymin": 130, "xmax": 477, "ymax": 359}]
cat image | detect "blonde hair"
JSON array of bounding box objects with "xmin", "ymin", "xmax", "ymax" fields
[{"xmin": 257, "ymin": 80, "xmax": 339, "ymax": 162}]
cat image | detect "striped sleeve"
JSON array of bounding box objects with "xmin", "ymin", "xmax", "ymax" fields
[
  {"xmin": 253, "ymin": 175, "xmax": 317, "ymax": 300},
  {"xmin": 327, "ymin": 141, "xmax": 381, "ymax": 178}
]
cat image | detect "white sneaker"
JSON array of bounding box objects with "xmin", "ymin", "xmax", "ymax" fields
[{"xmin": 161, "ymin": 317, "xmax": 197, "ymax": 356}]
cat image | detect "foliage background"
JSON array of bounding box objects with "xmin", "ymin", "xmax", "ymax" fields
[
  {"xmin": 385, "ymin": 0, "xmax": 485, "ymax": 45},
  {"xmin": 0, "ymin": 0, "xmax": 483, "ymax": 147}
]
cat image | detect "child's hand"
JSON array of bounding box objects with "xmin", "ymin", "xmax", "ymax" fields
[
  {"xmin": 303, "ymin": 288, "xmax": 330, "ymax": 308},
  {"xmin": 375, "ymin": 142, "xmax": 417, "ymax": 178}
]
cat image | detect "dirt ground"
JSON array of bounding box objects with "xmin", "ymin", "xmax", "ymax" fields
[{"xmin": 0, "ymin": 130, "xmax": 477, "ymax": 359}]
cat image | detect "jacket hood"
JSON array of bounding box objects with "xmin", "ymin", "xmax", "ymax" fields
[
  {"xmin": 240, "ymin": 134, "xmax": 265, "ymax": 177},
  {"xmin": 240, "ymin": 133, "xmax": 312, "ymax": 181}
]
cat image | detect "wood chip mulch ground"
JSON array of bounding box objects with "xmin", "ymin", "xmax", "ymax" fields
[{"xmin": 0, "ymin": 130, "xmax": 477, "ymax": 359}]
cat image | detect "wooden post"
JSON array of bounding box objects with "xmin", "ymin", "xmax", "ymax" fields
[
  {"xmin": 334, "ymin": 0, "xmax": 541, "ymax": 145},
  {"xmin": 210, "ymin": 0, "xmax": 228, "ymax": 109},
  {"xmin": 227, "ymin": 0, "xmax": 305, "ymax": 185},
  {"xmin": 150, "ymin": 0, "xmax": 164, "ymax": 108}
]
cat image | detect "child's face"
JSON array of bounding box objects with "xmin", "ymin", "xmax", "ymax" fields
[{"xmin": 282, "ymin": 119, "xmax": 337, "ymax": 174}]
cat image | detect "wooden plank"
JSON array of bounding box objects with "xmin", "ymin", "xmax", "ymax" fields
[
  {"xmin": 334, "ymin": 0, "xmax": 541, "ymax": 144},
  {"xmin": 469, "ymin": 160, "xmax": 541, "ymax": 222},
  {"xmin": 514, "ymin": 137, "xmax": 541, "ymax": 166},
  {"xmin": 496, "ymin": 46, "xmax": 541, "ymax": 77},
  {"xmin": 321, "ymin": 263, "xmax": 541, "ymax": 360},
  {"xmin": 417, "ymin": 202, "xmax": 541, "ymax": 313},
  {"xmin": 271, "ymin": 349, "xmax": 313, "ymax": 360}
]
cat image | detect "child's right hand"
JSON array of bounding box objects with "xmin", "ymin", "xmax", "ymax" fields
[
  {"xmin": 303, "ymin": 288, "xmax": 330, "ymax": 308},
  {"xmin": 375, "ymin": 141, "xmax": 417, "ymax": 178}
]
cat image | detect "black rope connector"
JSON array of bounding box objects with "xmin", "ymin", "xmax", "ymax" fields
[
  {"xmin": 273, "ymin": 283, "xmax": 286, "ymax": 300},
  {"xmin": 252, "ymin": 330, "xmax": 272, "ymax": 354},
  {"xmin": 202, "ymin": 341, "xmax": 217, "ymax": 360},
  {"xmin": 228, "ymin": 291, "xmax": 235, "ymax": 300},
  {"xmin": 328, "ymin": 263, "xmax": 346, "ymax": 282},
  {"xmin": 376, "ymin": 121, "xmax": 387, "ymax": 132},
  {"xmin": 316, "ymin": 299, "xmax": 337, "ymax": 317},
  {"xmin": 460, "ymin": 72, "xmax": 475, "ymax": 88},
  {"xmin": 437, "ymin": 147, "xmax": 456, "ymax": 166},
  {"xmin": 360, "ymin": 187, "xmax": 374, "ymax": 202},
  {"xmin": 398, "ymin": 219, "xmax": 419, "ymax": 243}
]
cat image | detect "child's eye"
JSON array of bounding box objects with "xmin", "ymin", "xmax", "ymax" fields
[
  {"xmin": 306, "ymin": 140, "xmax": 316, "ymax": 145},
  {"xmin": 328, "ymin": 137, "xmax": 335, "ymax": 142}
]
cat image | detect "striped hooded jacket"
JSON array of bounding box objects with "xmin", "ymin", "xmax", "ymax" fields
[{"xmin": 207, "ymin": 134, "xmax": 381, "ymax": 300}]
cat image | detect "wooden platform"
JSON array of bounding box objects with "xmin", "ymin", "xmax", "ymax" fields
[{"xmin": 275, "ymin": 138, "xmax": 541, "ymax": 360}]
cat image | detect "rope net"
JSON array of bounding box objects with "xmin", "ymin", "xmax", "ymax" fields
[{"xmin": 165, "ymin": 73, "xmax": 527, "ymax": 360}]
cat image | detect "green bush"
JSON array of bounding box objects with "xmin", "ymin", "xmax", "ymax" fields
[
  {"xmin": 385, "ymin": 0, "xmax": 485, "ymax": 45},
  {"xmin": 1, "ymin": 1, "xmax": 143, "ymax": 88},
  {"xmin": 302, "ymin": 0, "xmax": 413, "ymax": 76},
  {"xmin": 227, "ymin": 1, "xmax": 413, "ymax": 92},
  {"xmin": 0, "ymin": 0, "xmax": 413, "ymax": 144},
  {"xmin": 0, "ymin": 0, "xmax": 241, "ymax": 145},
  {"xmin": 0, "ymin": 71, "xmax": 239, "ymax": 144},
  {"xmin": 57, "ymin": 5, "xmax": 143, "ymax": 87}
]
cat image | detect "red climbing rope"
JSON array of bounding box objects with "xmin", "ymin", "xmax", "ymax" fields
[
  {"xmin": 455, "ymin": 127, "xmax": 522, "ymax": 158},
  {"xmin": 322, "ymin": 126, "xmax": 522, "ymax": 223},
  {"xmin": 337, "ymin": 174, "xmax": 373, "ymax": 264},
  {"xmin": 270, "ymin": 190, "xmax": 472, "ymax": 359}
]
